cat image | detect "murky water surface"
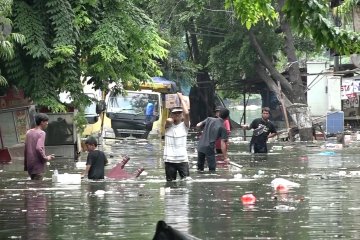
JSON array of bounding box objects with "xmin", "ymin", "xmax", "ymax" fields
[{"xmin": 1, "ymin": 131, "xmax": 360, "ymax": 239}]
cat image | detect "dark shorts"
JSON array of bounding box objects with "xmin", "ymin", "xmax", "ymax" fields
[
  {"xmin": 30, "ymin": 174, "xmax": 43, "ymax": 180},
  {"xmin": 250, "ymin": 143, "xmax": 268, "ymax": 153},
  {"xmin": 215, "ymin": 149, "xmax": 222, "ymax": 154},
  {"xmin": 197, "ymin": 151, "xmax": 216, "ymax": 171},
  {"xmin": 165, "ymin": 162, "xmax": 189, "ymax": 181}
]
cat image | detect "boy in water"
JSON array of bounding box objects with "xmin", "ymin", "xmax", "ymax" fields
[{"xmin": 82, "ymin": 136, "xmax": 108, "ymax": 179}]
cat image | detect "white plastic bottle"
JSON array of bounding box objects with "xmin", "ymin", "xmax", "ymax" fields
[{"xmin": 52, "ymin": 169, "xmax": 59, "ymax": 182}]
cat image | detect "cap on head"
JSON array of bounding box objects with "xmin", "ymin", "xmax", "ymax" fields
[
  {"xmin": 215, "ymin": 106, "xmax": 222, "ymax": 112},
  {"xmin": 171, "ymin": 107, "xmax": 183, "ymax": 113}
]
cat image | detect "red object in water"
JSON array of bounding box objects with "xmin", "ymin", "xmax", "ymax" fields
[
  {"xmin": 106, "ymin": 164, "xmax": 132, "ymax": 179},
  {"xmin": 241, "ymin": 194, "xmax": 256, "ymax": 205},
  {"xmin": 276, "ymin": 184, "xmax": 289, "ymax": 193},
  {"xmin": 298, "ymin": 156, "xmax": 308, "ymax": 161},
  {"xmin": 106, "ymin": 156, "xmax": 144, "ymax": 179}
]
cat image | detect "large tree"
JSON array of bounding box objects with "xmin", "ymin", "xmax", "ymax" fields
[
  {"xmin": 1, "ymin": 0, "xmax": 168, "ymax": 112},
  {"xmin": 226, "ymin": 0, "xmax": 360, "ymax": 140}
]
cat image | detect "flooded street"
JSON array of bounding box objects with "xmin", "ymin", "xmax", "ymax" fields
[{"xmin": 2, "ymin": 131, "xmax": 360, "ymax": 239}]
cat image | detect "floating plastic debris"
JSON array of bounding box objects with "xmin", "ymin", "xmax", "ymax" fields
[
  {"xmin": 317, "ymin": 151, "xmax": 336, "ymax": 156},
  {"xmin": 271, "ymin": 178, "xmax": 300, "ymax": 192},
  {"xmin": 241, "ymin": 193, "xmax": 256, "ymax": 205},
  {"xmin": 52, "ymin": 171, "xmax": 81, "ymax": 184},
  {"xmin": 75, "ymin": 162, "xmax": 86, "ymax": 169},
  {"xmin": 322, "ymin": 143, "xmax": 343, "ymax": 150},
  {"xmin": 298, "ymin": 156, "xmax": 308, "ymax": 161},
  {"xmin": 234, "ymin": 173, "xmax": 243, "ymax": 179},
  {"xmin": 272, "ymin": 146, "xmax": 283, "ymax": 151},
  {"xmin": 274, "ymin": 205, "xmax": 296, "ymax": 211},
  {"xmin": 94, "ymin": 190, "xmax": 105, "ymax": 196}
]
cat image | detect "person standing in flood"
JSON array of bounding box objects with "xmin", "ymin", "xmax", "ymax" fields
[
  {"xmin": 82, "ymin": 136, "xmax": 108, "ymax": 180},
  {"xmin": 196, "ymin": 108, "xmax": 230, "ymax": 172},
  {"xmin": 241, "ymin": 107, "xmax": 277, "ymax": 153},
  {"xmin": 24, "ymin": 113, "xmax": 55, "ymax": 180},
  {"xmin": 163, "ymin": 92, "xmax": 190, "ymax": 181},
  {"xmin": 214, "ymin": 106, "xmax": 231, "ymax": 154}
]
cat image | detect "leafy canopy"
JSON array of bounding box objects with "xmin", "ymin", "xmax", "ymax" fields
[
  {"xmin": 1, "ymin": 0, "xmax": 168, "ymax": 112},
  {"xmin": 226, "ymin": 0, "xmax": 360, "ymax": 55}
]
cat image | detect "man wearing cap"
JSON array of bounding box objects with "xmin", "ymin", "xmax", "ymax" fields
[
  {"xmin": 196, "ymin": 108, "xmax": 230, "ymax": 172},
  {"xmin": 241, "ymin": 107, "xmax": 277, "ymax": 153},
  {"xmin": 163, "ymin": 92, "xmax": 190, "ymax": 181}
]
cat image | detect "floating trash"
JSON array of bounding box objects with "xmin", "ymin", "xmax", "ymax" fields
[
  {"xmin": 274, "ymin": 205, "xmax": 296, "ymax": 212},
  {"xmin": 234, "ymin": 173, "xmax": 243, "ymax": 179},
  {"xmin": 298, "ymin": 156, "xmax": 308, "ymax": 161},
  {"xmin": 317, "ymin": 151, "xmax": 336, "ymax": 156},
  {"xmin": 241, "ymin": 193, "xmax": 256, "ymax": 205},
  {"xmin": 52, "ymin": 170, "xmax": 81, "ymax": 184},
  {"xmin": 272, "ymin": 146, "xmax": 283, "ymax": 151},
  {"xmin": 271, "ymin": 178, "xmax": 300, "ymax": 192}
]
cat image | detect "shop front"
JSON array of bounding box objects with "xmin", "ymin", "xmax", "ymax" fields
[{"xmin": 0, "ymin": 88, "xmax": 32, "ymax": 162}]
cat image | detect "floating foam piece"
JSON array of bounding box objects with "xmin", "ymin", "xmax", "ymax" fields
[
  {"xmin": 52, "ymin": 172, "xmax": 81, "ymax": 184},
  {"xmin": 75, "ymin": 162, "xmax": 86, "ymax": 169}
]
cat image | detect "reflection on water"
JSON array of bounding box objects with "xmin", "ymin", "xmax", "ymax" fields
[
  {"xmin": 25, "ymin": 191, "xmax": 48, "ymax": 240},
  {"xmin": 2, "ymin": 138, "xmax": 360, "ymax": 239}
]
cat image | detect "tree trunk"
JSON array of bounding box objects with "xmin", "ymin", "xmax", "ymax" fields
[
  {"xmin": 248, "ymin": 29, "xmax": 293, "ymax": 95},
  {"xmin": 187, "ymin": 19, "xmax": 215, "ymax": 126},
  {"xmin": 287, "ymin": 103, "xmax": 313, "ymax": 141},
  {"xmin": 278, "ymin": 0, "xmax": 305, "ymax": 104},
  {"xmin": 249, "ymin": 30, "xmax": 313, "ymax": 141},
  {"xmin": 189, "ymin": 72, "xmax": 214, "ymax": 127}
]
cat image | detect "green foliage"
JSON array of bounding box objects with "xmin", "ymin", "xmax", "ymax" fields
[
  {"xmin": 283, "ymin": 0, "xmax": 360, "ymax": 55},
  {"xmin": 226, "ymin": 0, "xmax": 360, "ymax": 55},
  {"xmin": 13, "ymin": 1, "xmax": 50, "ymax": 59},
  {"xmin": 338, "ymin": 0, "xmax": 360, "ymax": 13},
  {"xmin": 73, "ymin": 107, "xmax": 88, "ymax": 135},
  {"xmin": 225, "ymin": 0, "xmax": 278, "ymax": 29},
  {"xmin": 1, "ymin": 0, "xmax": 168, "ymax": 115},
  {"xmin": 0, "ymin": 0, "xmax": 25, "ymax": 86}
]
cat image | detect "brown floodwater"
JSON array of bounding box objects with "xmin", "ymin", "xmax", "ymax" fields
[{"xmin": 1, "ymin": 131, "xmax": 360, "ymax": 239}]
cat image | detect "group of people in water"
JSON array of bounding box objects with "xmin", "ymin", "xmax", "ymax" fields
[
  {"xmin": 163, "ymin": 92, "xmax": 277, "ymax": 182},
  {"xmin": 23, "ymin": 95, "xmax": 277, "ymax": 182}
]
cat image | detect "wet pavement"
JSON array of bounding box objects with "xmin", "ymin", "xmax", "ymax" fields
[{"xmin": 1, "ymin": 130, "xmax": 360, "ymax": 239}]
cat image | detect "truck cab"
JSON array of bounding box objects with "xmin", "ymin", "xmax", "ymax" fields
[{"xmin": 105, "ymin": 90, "xmax": 162, "ymax": 138}]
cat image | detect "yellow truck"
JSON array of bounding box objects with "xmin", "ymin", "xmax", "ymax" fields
[{"xmin": 83, "ymin": 77, "xmax": 176, "ymax": 139}]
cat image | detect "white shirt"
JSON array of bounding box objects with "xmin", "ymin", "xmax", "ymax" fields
[{"xmin": 163, "ymin": 122, "xmax": 188, "ymax": 163}]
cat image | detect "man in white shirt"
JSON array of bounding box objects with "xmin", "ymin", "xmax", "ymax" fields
[{"xmin": 163, "ymin": 92, "xmax": 190, "ymax": 181}]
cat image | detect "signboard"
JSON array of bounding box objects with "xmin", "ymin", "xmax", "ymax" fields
[
  {"xmin": 14, "ymin": 110, "xmax": 28, "ymax": 143},
  {"xmin": 341, "ymin": 79, "xmax": 354, "ymax": 100}
]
